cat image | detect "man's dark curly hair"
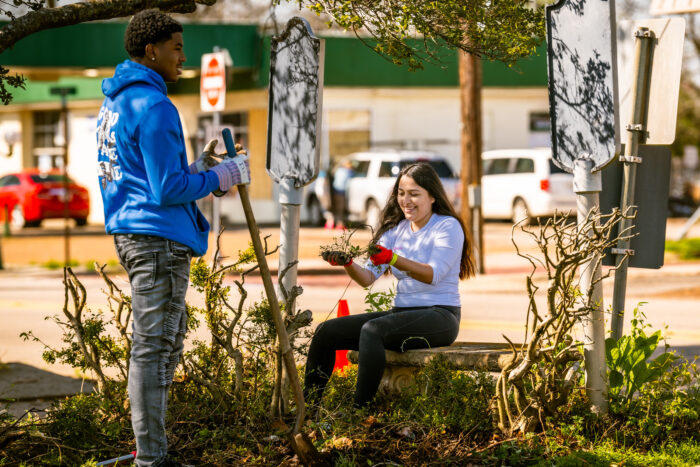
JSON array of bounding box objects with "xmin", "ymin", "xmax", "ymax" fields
[{"xmin": 124, "ymin": 9, "xmax": 183, "ymax": 58}]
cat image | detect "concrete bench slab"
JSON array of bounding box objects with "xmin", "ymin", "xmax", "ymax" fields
[{"xmin": 347, "ymin": 341, "xmax": 520, "ymax": 394}]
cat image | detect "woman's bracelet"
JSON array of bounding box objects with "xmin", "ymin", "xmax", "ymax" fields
[{"xmin": 389, "ymin": 252, "xmax": 399, "ymax": 266}]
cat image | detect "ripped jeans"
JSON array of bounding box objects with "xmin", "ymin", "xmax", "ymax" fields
[{"xmin": 114, "ymin": 234, "xmax": 192, "ymax": 467}]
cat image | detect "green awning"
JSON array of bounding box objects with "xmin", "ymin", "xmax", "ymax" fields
[{"xmin": 0, "ymin": 21, "xmax": 260, "ymax": 69}]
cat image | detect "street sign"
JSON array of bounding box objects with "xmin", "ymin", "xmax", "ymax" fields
[
  {"xmin": 266, "ymin": 17, "xmax": 324, "ymax": 187},
  {"xmin": 601, "ymin": 145, "xmax": 671, "ymax": 269},
  {"xmin": 546, "ymin": 0, "xmax": 620, "ymax": 173},
  {"xmin": 200, "ymin": 52, "xmax": 226, "ymax": 112},
  {"xmin": 617, "ymin": 18, "xmax": 685, "ymax": 145},
  {"xmin": 650, "ymin": 0, "xmax": 700, "ymax": 15}
]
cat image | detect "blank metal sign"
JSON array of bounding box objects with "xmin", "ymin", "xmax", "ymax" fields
[
  {"xmin": 617, "ymin": 18, "xmax": 685, "ymax": 145},
  {"xmin": 600, "ymin": 145, "xmax": 671, "ymax": 269},
  {"xmin": 546, "ymin": 0, "xmax": 620, "ymax": 173},
  {"xmin": 266, "ymin": 17, "xmax": 324, "ymax": 187}
]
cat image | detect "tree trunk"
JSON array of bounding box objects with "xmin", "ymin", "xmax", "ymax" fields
[{"xmin": 458, "ymin": 51, "xmax": 484, "ymax": 273}]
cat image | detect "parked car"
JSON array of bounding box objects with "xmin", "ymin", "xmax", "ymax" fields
[
  {"xmin": 312, "ymin": 150, "xmax": 460, "ymax": 229},
  {"xmin": 481, "ymin": 148, "xmax": 576, "ymax": 225},
  {"xmin": 303, "ymin": 170, "xmax": 332, "ymax": 227},
  {"xmin": 0, "ymin": 169, "xmax": 90, "ymax": 228}
]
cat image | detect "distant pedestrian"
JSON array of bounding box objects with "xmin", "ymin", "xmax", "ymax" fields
[
  {"xmin": 331, "ymin": 160, "xmax": 353, "ymax": 229},
  {"xmin": 96, "ymin": 9, "xmax": 250, "ymax": 467},
  {"xmin": 307, "ymin": 162, "xmax": 476, "ymax": 408},
  {"xmin": 316, "ymin": 167, "xmax": 334, "ymax": 229}
]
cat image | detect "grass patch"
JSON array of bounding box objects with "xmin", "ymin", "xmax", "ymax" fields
[
  {"xmin": 665, "ymin": 238, "xmax": 700, "ymax": 259},
  {"xmin": 42, "ymin": 259, "xmax": 79, "ymax": 270},
  {"xmin": 547, "ymin": 440, "xmax": 700, "ymax": 466}
]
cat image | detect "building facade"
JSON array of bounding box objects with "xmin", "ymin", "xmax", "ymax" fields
[{"xmin": 0, "ymin": 21, "xmax": 550, "ymax": 224}]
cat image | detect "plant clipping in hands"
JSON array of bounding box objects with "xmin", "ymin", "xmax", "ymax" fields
[{"xmin": 319, "ymin": 228, "xmax": 380, "ymax": 266}]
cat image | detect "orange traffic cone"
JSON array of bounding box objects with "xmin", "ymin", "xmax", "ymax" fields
[{"xmin": 333, "ymin": 299, "xmax": 351, "ymax": 374}]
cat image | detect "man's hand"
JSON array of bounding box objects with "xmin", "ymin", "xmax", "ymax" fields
[
  {"xmin": 189, "ymin": 139, "xmax": 223, "ymax": 174},
  {"xmin": 370, "ymin": 245, "xmax": 395, "ymax": 266},
  {"xmin": 211, "ymin": 145, "xmax": 251, "ymax": 195},
  {"xmin": 321, "ymin": 250, "xmax": 353, "ymax": 267}
]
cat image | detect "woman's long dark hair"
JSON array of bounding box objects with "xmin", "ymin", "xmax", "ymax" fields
[{"xmin": 372, "ymin": 162, "xmax": 475, "ymax": 279}]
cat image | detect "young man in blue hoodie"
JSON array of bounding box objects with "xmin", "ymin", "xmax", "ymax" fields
[{"xmin": 96, "ymin": 9, "xmax": 249, "ymax": 467}]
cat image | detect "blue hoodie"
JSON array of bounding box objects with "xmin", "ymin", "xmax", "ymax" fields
[{"xmin": 97, "ymin": 60, "xmax": 220, "ymax": 256}]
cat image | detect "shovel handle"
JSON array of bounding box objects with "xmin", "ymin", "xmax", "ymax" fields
[{"xmin": 221, "ymin": 129, "xmax": 306, "ymax": 434}]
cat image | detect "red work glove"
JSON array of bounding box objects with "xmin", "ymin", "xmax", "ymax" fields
[
  {"xmin": 370, "ymin": 245, "xmax": 394, "ymax": 265},
  {"xmin": 321, "ymin": 250, "xmax": 353, "ymax": 267}
]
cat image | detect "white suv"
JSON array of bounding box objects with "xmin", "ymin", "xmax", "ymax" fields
[
  {"xmin": 481, "ymin": 148, "xmax": 576, "ymax": 225},
  {"xmin": 328, "ymin": 150, "xmax": 460, "ymax": 229}
]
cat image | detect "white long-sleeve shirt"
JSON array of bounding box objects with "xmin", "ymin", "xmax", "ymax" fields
[{"xmin": 365, "ymin": 213, "xmax": 464, "ymax": 307}]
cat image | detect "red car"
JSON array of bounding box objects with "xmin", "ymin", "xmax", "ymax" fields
[{"xmin": 0, "ymin": 169, "xmax": 90, "ymax": 228}]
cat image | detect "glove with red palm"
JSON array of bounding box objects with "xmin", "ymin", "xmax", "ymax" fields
[
  {"xmin": 370, "ymin": 244, "xmax": 396, "ymax": 266},
  {"xmin": 321, "ymin": 250, "xmax": 353, "ymax": 267}
]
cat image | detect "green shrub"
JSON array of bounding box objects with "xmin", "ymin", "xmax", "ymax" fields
[
  {"xmin": 606, "ymin": 305, "xmax": 700, "ymax": 445},
  {"xmin": 392, "ymin": 356, "xmax": 495, "ymax": 434},
  {"xmin": 606, "ymin": 306, "xmax": 678, "ymax": 406},
  {"xmin": 363, "ymin": 282, "xmax": 395, "ymax": 313}
]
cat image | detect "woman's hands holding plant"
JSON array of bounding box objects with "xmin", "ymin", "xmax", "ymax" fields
[{"xmin": 321, "ymin": 250, "xmax": 353, "ymax": 267}]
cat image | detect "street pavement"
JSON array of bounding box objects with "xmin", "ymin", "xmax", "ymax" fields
[{"xmin": 1, "ymin": 219, "xmax": 699, "ymax": 416}]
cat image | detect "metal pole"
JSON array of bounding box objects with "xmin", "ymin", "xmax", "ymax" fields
[
  {"xmin": 60, "ymin": 94, "xmax": 71, "ymax": 268},
  {"xmin": 211, "ymin": 112, "xmax": 222, "ymax": 243},
  {"xmin": 50, "ymin": 86, "xmax": 76, "ymax": 268},
  {"xmin": 574, "ymin": 158, "xmax": 608, "ymax": 415},
  {"xmin": 610, "ymin": 27, "xmax": 655, "ymax": 340},
  {"xmin": 278, "ymin": 178, "xmax": 301, "ymax": 316},
  {"xmin": 468, "ymin": 184, "xmax": 482, "ymax": 274}
]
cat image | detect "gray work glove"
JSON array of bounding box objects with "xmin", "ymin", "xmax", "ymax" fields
[
  {"xmin": 189, "ymin": 138, "xmax": 223, "ymax": 174},
  {"xmin": 210, "ymin": 144, "xmax": 250, "ymax": 196}
]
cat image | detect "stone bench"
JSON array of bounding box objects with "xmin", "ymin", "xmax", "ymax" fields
[{"xmin": 347, "ymin": 341, "xmax": 519, "ymax": 394}]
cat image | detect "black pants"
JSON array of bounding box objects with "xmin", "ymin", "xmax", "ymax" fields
[{"xmin": 304, "ymin": 305, "xmax": 460, "ymax": 407}]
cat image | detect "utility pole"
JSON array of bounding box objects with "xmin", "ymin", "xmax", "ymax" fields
[
  {"xmin": 50, "ymin": 86, "xmax": 76, "ymax": 268},
  {"xmin": 458, "ymin": 51, "xmax": 484, "ymax": 273}
]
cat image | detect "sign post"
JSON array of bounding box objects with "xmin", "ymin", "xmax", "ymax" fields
[
  {"xmin": 546, "ymin": 0, "xmax": 620, "ymax": 414},
  {"xmin": 610, "ymin": 18, "xmax": 685, "ymax": 340},
  {"xmin": 200, "ymin": 50, "xmax": 228, "ymax": 239},
  {"xmin": 49, "ymin": 86, "xmax": 77, "ymax": 268},
  {"xmin": 267, "ymin": 17, "xmax": 324, "ymax": 315}
]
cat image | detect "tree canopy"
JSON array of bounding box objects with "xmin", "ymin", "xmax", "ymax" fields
[
  {"xmin": 0, "ymin": 0, "xmax": 216, "ymax": 104},
  {"xmin": 0, "ymin": 0, "xmax": 545, "ymax": 104},
  {"xmin": 299, "ymin": 0, "xmax": 545, "ymax": 70}
]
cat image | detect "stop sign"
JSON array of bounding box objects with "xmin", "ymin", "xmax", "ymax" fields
[{"xmin": 200, "ymin": 52, "xmax": 226, "ymax": 112}]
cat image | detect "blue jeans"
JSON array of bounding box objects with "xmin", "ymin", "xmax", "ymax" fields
[{"xmin": 114, "ymin": 234, "xmax": 192, "ymax": 467}]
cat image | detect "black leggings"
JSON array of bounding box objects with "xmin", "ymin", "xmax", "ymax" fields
[{"xmin": 304, "ymin": 305, "xmax": 460, "ymax": 407}]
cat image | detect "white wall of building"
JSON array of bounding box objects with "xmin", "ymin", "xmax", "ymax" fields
[
  {"xmin": 323, "ymin": 86, "xmax": 550, "ymax": 173},
  {"xmin": 482, "ymin": 87, "xmax": 550, "ymax": 153}
]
